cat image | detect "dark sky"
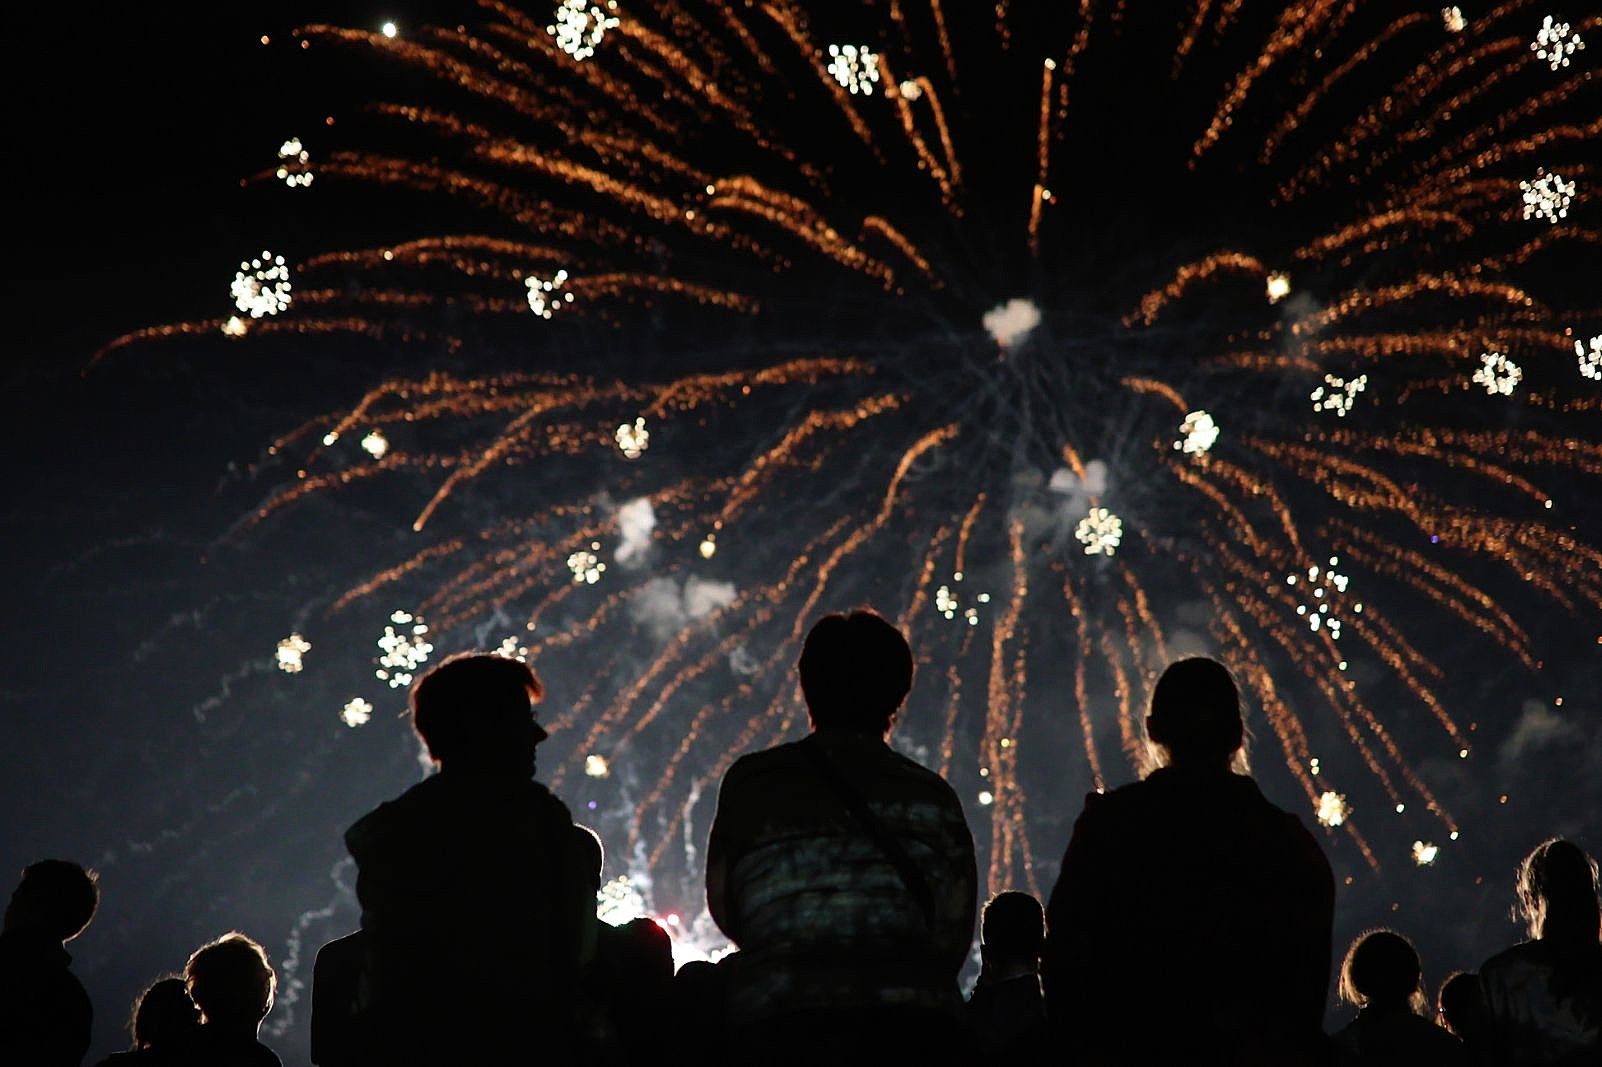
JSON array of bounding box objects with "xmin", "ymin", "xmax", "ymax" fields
[{"xmin": 7, "ymin": 5, "xmax": 1600, "ymax": 1065}]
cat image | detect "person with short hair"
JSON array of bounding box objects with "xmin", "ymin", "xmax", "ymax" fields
[
  {"xmin": 182, "ymin": 932, "xmax": 281, "ymax": 1066},
  {"xmin": 344, "ymin": 652, "xmax": 594, "ymax": 1061},
  {"xmin": 1438, "ymin": 971, "xmax": 1493, "ymax": 1064},
  {"xmin": 1042, "ymin": 657, "xmax": 1335, "ymax": 1065},
  {"xmin": 1332, "ymin": 928, "xmax": 1466, "ymax": 1065},
  {"xmin": 967, "ymin": 891, "xmax": 1048, "ymax": 1062},
  {"xmin": 0, "ymin": 859, "xmax": 99, "ymax": 1066},
  {"xmin": 705, "ymin": 610, "xmax": 979, "ymax": 1062},
  {"xmin": 93, "ymin": 975, "xmax": 201, "ymax": 1065},
  {"xmin": 1478, "ymin": 837, "xmax": 1602, "ymax": 1065}
]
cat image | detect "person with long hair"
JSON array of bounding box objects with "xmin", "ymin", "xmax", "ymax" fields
[{"xmin": 1478, "ymin": 837, "xmax": 1602, "ymax": 1065}]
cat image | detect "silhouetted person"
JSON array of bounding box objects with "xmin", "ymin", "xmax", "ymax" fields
[
  {"xmin": 1478, "ymin": 838, "xmax": 1602, "ymax": 1065},
  {"xmin": 95, "ymin": 976, "xmax": 201, "ymax": 1066},
  {"xmin": 343, "ymin": 652, "xmax": 594, "ymax": 1062},
  {"xmin": 672, "ymin": 959, "xmax": 728, "ymax": 1065},
  {"xmin": 181, "ymin": 932, "xmax": 281, "ymax": 1067},
  {"xmin": 0, "ymin": 859, "xmax": 99, "ymax": 1066},
  {"xmin": 1439, "ymin": 971, "xmax": 1493, "ymax": 1065},
  {"xmin": 1042, "ymin": 657, "xmax": 1335, "ymax": 1066},
  {"xmin": 706, "ymin": 610, "xmax": 979, "ymax": 1063},
  {"xmin": 1332, "ymin": 929, "xmax": 1466, "ymax": 1065},
  {"xmin": 308, "ymin": 930, "xmax": 365, "ymax": 1067},
  {"xmin": 966, "ymin": 891, "xmax": 1047, "ymax": 1063}
]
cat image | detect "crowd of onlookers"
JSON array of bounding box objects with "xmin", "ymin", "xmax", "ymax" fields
[{"xmin": 2, "ymin": 609, "xmax": 1597, "ymax": 1065}]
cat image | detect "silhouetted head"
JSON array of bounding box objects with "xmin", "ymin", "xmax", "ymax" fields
[
  {"xmin": 411, "ymin": 652, "xmax": 547, "ymax": 775},
  {"xmin": 1436, "ymin": 971, "xmax": 1488, "ymax": 1040},
  {"xmin": 798, "ymin": 610, "xmax": 914, "ymax": 737},
  {"xmin": 1339, "ymin": 929, "xmax": 1425, "ymax": 1015},
  {"xmin": 573, "ymin": 823, "xmax": 605, "ymax": 895},
  {"xmin": 185, "ymin": 932, "xmax": 276, "ymax": 1033},
  {"xmin": 981, "ymin": 891, "xmax": 1045, "ymax": 972},
  {"xmin": 616, "ymin": 917, "xmax": 675, "ymax": 986},
  {"xmin": 4, "ymin": 860, "xmax": 99, "ymax": 943},
  {"xmin": 1144, "ymin": 657, "xmax": 1246, "ymax": 772},
  {"xmin": 1514, "ymin": 837, "xmax": 1600, "ymax": 944},
  {"xmin": 129, "ymin": 976, "xmax": 200, "ymax": 1050}
]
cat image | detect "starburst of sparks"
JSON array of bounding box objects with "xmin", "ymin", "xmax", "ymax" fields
[
  {"xmin": 1579, "ymin": 336, "xmax": 1602, "ymax": 381},
  {"xmin": 1316, "ymin": 790, "xmax": 1351, "ymax": 827},
  {"xmin": 1472, "ymin": 350, "xmax": 1523, "ymax": 396},
  {"xmin": 230, "ymin": 252, "xmax": 291, "ymax": 319},
  {"xmin": 361, "ymin": 429, "xmax": 390, "ymax": 458},
  {"xmin": 827, "ymin": 44, "xmax": 881, "ymax": 96},
  {"xmin": 1532, "ymin": 16, "xmax": 1585, "ymax": 71},
  {"xmin": 548, "ymin": 0, "xmax": 619, "ymax": 62},
  {"xmin": 275, "ymin": 632, "xmax": 311, "ymax": 674},
  {"xmin": 1074, "ymin": 508, "xmax": 1124, "ymax": 556},
  {"xmin": 275, "ymin": 137, "xmax": 314, "ymax": 188},
  {"xmin": 375, "ymin": 610, "xmax": 433, "ymax": 689},
  {"xmin": 524, "ymin": 269, "xmax": 573, "ymax": 318},
  {"xmin": 1412, "ymin": 840, "xmax": 1440, "ymax": 866},
  {"xmin": 614, "ymin": 417, "xmax": 650, "ymax": 459},
  {"xmin": 1174, "ymin": 410, "xmax": 1220, "ymax": 455},
  {"xmin": 341, "ymin": 697, "xmax": 374, "ymax": 727},
  {"xmin": 110, "ymin": 2, "xmax": 1602, "ymax": 904},
  {"xmin": 1519, "ymin": 169, "xmax": 1576, "ymax": 224},
  {"xmin": 584, "ymin": 754, "xmax": 610, "ymax": 777},
  {"xmin": 1309, "ymin": 373, "xmax": 1369, "ymax": 417}
]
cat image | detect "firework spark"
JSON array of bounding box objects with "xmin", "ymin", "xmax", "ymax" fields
[
  {"xmin": 1316, "ymin": 791, "xmax": 1351, "ymax": 828},
  {"xmin": 375, "ymin": 610, "xmax": 433, "ymax": 689},
  {"xmin": 230, "ymin": 252, "xmax": 291, "ymax": 318},
  {"xmin": 1472, "ymin": 351, "xmax": 1523, "ymax": 396},
  {"xmin": 341, "ymin": 697, "xmax": 374, "ymax": 727},
  {"xmin": 1531, "ymin": 16, "xmax": 1585, "ymax": 71},
  {"xmin": 1579, "ymin": 336, "xmax": 1602, "ymax": 381},
  {"xmin": 113, "ymin": 3, "xmax": 1601, "ymax": 904},
  {"xmin": 275, "ymin": 138, "xmax": 314, "ymax": 188},
  {"xmin": 275, "ymin": 633, "xmax": 311, "ymax": 674}
]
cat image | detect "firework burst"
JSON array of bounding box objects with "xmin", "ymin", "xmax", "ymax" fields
[{"xmin": 107, "ymin": 2, "xmax": 1601, "ymax": 903}]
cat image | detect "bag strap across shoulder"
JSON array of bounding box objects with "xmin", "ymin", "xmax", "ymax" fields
[{"xmin": 799, "ymin": 739, "xmax": 937, "ymax": 932}]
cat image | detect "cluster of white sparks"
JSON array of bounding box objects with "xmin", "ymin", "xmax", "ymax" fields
[
  {"xmin": 1310, "ymin": 373, "xmax": 1368, "ymax": 417},
  {"xmin": 1174, "ymin": 410, "xmax": 1220, "ymax": 455},
  {"xmin": 1265, "ymin": 272, "xmax": 1291, "ymax": 303},
  {"xmin": 698, "ymin": 534, "xmax": 717, "ymax": 559},
  {"xmin": 495, "ymin": 635, "xmax": 532, "ymax": 661},
  {"xmin": 275, "ymin": 137, "xmax": 313, "ymax": 188},
  {"xmin": 1532, "ymin": 16, "xmax": 1585, "ymax": 71},
  {"xmin": 567, "ymin": 543, "xmax": 607, "ymax": 584},
  {"xmin": 934, "ymin": 572, "xmax": 990, "ymax": 625},
  {"xmin": 1441, "ymin": 7, "xmax": 1466, "ymax": 33},
  {"xmin": 360, "ymin": 429, "xmax": 390, "ymax": 458},
  {"xmin": 275, "ymin": 632, "xmax": 311, "ymax": 673},
  {"xmin": 1472, "ymin": 350, "xmax": 1523, "ymax": 396},
  {"xmin": 596, "ymin": 875, "xmax": 648, "ymax": 927},
  {"xmin": 584, "ymin": 754, "xmax": 610, "ymax": 777},
  {"xmin": 1520, "ymin": 169, "xmax": 1575, "ymax": 224},
  {"xmin": 231, "ymin": 252, "xmax": 292, "ymax": 318},
  {"xmin": 826, "ymin": 44, "xmax": 881, "ymax": 95},
  {"xmin": 1316, "ymin": 790, "xmax": 1351, "ymax": 827},
  {"xmin": 614, "ymin": 417, "xmax": 649, "ymax": 459},
  {"xmin": 525, "ymin": 269, "xmax": 573, "ymax": 318},
  {"xmin": 547, "ymin": 0, "xmax": 619, "ymax": 61},
  {"xmin": 375, "ymin": 610, "xmax": 434, "ymax": 689},
  {"xmin": 340, "ymin": 697, "xmax": 373, "ymax": 727},
  {"xmin": 1074, "ymin": 508, "xmax": 1123, "ymax": 556},
  {"xmin": 1412, "ymin": 841, "xmax": 1440, "ymax": 866},
  {"xmin": 1579, "ymin": 335, "xmax": 1602, "ymax": 381},
  {"xmin": 1286, "ymin": 555, "xmax": 1360, "ymax": 641}
]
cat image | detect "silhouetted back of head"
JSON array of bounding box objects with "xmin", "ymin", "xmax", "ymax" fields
[
  {"xmin": 981, "ymin": 891, "xmax": 1045, "ymax": 965},
  {"xmin": 616, "ymin": 917, "xmax": 675, "ymax": 985},
  {"xmin": 5, "ymin": 859, "xmax": 99, "ymax": 943},
  {"xmin": 411, "ymin": 652, "xmax": 546, "ymax": 768},
  {"xmin": 573, "ymin": 823, "xmax": 604, "ymax": 895},
  {"xmin": 1437, "ymin": 971, "xmax": 1488, "ymax": 1040},
  {"xmin": 798, "ymin": 610, "xmax": 914, "ymax": 736},
  {"xmin": 185, "ymin": 932, "xmax": 277, "ymax": 1031},
  {"xmin": 130, "ymin": 976, "xmax": 200, "ymax": 1049},
  {"xmin": 1145, "ymin": 657, "xmax": 1245, "ymax": 770},
  {"xmin": 1339, "ymin": 929, "xmax": 1424, "ymax": 1014},
  {"xmin": 1516, "ymin": 836, "xmax": 1601, "ymax": 944}
]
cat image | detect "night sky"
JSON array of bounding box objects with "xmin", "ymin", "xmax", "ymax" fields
[{"xmin": 7, "ymin": 5, "xmax": 1600, "ymax": 1065}]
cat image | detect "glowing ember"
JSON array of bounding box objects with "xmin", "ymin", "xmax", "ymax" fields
[
  {"xmin": 361, "ymin": 429, "xmax": 389, "ymax": 458},
  {"xmin": 585, "ymin": 754, "xmax": 610, "ymax": 777},
  {"xmin": 614, "ymin": 417, "xmax": 650, "ymax": 459},
  {"xmin": 1412, "ymin": 841, "xmax": 1440, "ymax": 866},
  {"xmin": 1316, "ymin": 791, "xmax": 1350, "ymax": 827},
  {"xmin": 1265, "ymin": 272, "xmax": 1291, "ymax": 303},
  {"xmin": 1175, "ymin": 410, "xmax": 1220, "ymax": 455}
]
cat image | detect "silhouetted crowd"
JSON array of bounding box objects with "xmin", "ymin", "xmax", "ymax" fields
[{"xmin": 3, "ymin": 610, "xmax": 1598, "ymax": 1065}]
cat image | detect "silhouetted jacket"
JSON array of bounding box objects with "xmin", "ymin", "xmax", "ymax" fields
[
  {"xmin": 1043, "ymin": 766, "xmax": 1334, "ymax": 1065},
  {"xmin": 1479, "ymin": 938, "xmax": 1601, "ymax": 1066},
  {"xmin": 0, "ymin": 929, "xmax": 92, "ymax": 1067},
  {"xmin": 706, "ymin": 728, "xmax": 978, "ymax": 1026},
  {"xmin": 344, "ymin": 768, "xmax": 592, "ymax": 1053},
  {"xmin": 1332, "ymin": 1004, "xmax": 1467, "ymax": 1066}
]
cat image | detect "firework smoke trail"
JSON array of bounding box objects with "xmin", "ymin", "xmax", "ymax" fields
[{"xmin": 105, "ymin": 0, "xmax": 1599, "ymax": 903}]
